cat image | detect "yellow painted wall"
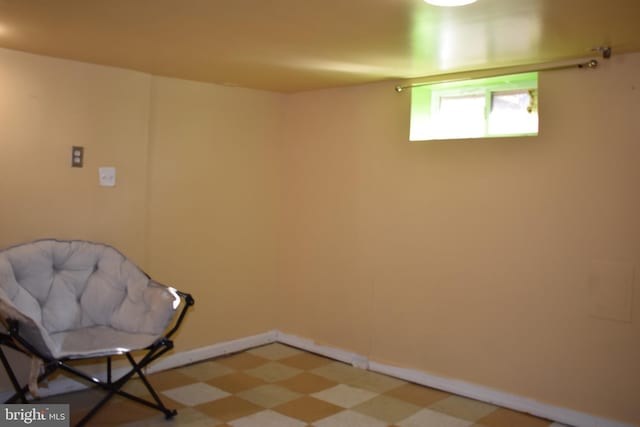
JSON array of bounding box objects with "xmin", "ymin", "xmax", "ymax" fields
[
  {"xmin": 145, "ymin": 77, "xmax": 283, "ymax": 348},
  {"xmin": 0, "ymin": 48, "xmax": 151, "ymax": 262},
  {"xmin": 1, "ymin": 45, "xmax": 639, "ymax": 424},
  {"xmin": 279, "ymin": 54, "xmax": 640, "ymax": 424},
  {"xmin": 0, "ymin": 48, "xmax": 153, "ymax": 393},
  {"xmin": 0, "ymin": 49, "xmax": 283, "ymax": 386}
]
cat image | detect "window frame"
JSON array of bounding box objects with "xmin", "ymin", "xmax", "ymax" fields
[{"xmin": 409, "ymin": 72, "xmax": 538, "ymax": 141}]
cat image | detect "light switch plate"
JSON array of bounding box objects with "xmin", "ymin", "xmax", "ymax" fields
[{"xmin": 98, "ymin": 167, "xmax": 116, "ymax": 187}]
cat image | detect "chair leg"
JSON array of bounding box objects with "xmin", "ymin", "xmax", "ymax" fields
[
  {"xmin": 0, "ymin": 340, "xmax": 178, "ymax": 425},
  {"xmin": 1, "ymin": 354, "xmax": 59, "ymax": 404},
  {"xmin": 0, "ymin": 346, "xmax": 28, "ymax": 403},
  {"xmin": 74, "ymin": 390, "xmax": 117, "ymax": 427},
  {"xmin": 125, "ymin": 352, "xmax": 177, "ymax": 419},
  {"xmin": 57, "ymin": 349, "xmax": 177, "ymax": 425}
]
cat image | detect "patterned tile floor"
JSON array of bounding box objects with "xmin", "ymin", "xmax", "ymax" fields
[{"xmin": 41, "ymin": 343, "xmax": 569, "ymax": 426}]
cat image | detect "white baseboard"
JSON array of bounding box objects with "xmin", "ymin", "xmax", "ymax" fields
[
  {"xmin": 275, "ymin": 330, "xmax": 631, "ymax": 427},
  {"xmin": 0, "ymin": 330, "xmax": 632, "ymax": 427},
  {"xmin": 275, "ymin": 330, "xmax": 369, "ymax": 367},
  {"xmin": 149, "ymin": 330, "xmax": 277, "ymax": 373}
]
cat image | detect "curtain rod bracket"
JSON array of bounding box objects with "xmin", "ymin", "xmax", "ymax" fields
[{"xmin": 592, "ymin": 46, "xmax": 612, "ymax": 59}]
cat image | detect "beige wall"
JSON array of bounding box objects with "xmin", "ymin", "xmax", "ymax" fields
[
  {"xmin": 1, "ymin": 45, "xmax": 639, "ymax": 424},
  {"xmin": 145, "ymin": 77, "xmax": 283, "ymax": 349},
  {"xmin": 0, "ymin": 48, "xmax": 151, "ymax": 262},
  {"xmin": 0, "ymin": 48, "xmax": 153, "ymax": 393},
  {"xmin": 0, "ymin": 49, "xmax": 283, "ymax": 384},
  {"xmin": 279, "ymin": 54, "xmax": 640, "ymax": 424}
]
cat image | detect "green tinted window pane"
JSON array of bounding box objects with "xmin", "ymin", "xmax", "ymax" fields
[{"xmin": 409, "ymin": 88, "xmax": 433, "ymax": 141}]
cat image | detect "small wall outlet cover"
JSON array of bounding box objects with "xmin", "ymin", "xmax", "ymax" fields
[
  {"xmin": 98, "ymin": 167, "xmax": 116, "ymax": 187},
  {"xmin": 71, "ymin": 146, "xmax": 84, "ymax": 168}
]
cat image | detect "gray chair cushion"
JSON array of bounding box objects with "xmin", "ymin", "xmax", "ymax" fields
[{"xmin": 0, "ymin": 240, "xmax": 177, "ymax": 359}]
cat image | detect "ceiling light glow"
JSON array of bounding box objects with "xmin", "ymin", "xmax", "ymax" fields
[{"xmin": 425, "ymin": 0, "xmax": 477, "ymax": 6}]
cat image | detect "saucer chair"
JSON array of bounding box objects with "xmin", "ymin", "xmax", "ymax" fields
[{"xmin": 0, "ymin": 239, "xmax": 194, "ymax": 426}]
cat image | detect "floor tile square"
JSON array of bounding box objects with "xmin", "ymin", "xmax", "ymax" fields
[
  {"xmin": 248, "ymin": 343, "xmax": 303, "ymax": 360},
  {"xmin": 145, "ymin": 391, "xmax": 187, "ymax": 412},
  {"xmin": 178, "ymin": 360, "xmax": 236, "ymax": 381},
  {"xmin": 280, "ymin": 352, "xmax": 334, "ymax": 370},
  {"xmin": 195, "ymin": 395, "xmax": 263, "ymax": 422},
  {"xmin": 352, "ymin": 394, "xmax": 421, "ymax": 423},
  {"xmin": 311, "ymin": 361, "xmax": 366, "ymax": 384},
  {"xmin": 430, "ymin": 395, "xmax": 498, "ymax": 421},
  {"xmin": 217, "ymin": 352, "xmax": 270, "ymax": 370},
  {"xmin": 478, "ymin": 408, "xmax": 553, "ymax": 427},
  {"xmin": 278, "ymin": 372, "xmax": 339, "ymax": 394},
  {"xmin": 162, "ymin": 382, "xmax": 230, "ymax": 406},
  {"xmin": 230, "ymin": 409, "xmax": 307, "ymax": 427},
  {"xmin": 237, "ymin": 384, "xmax": 302, "ymax": 408},
  {"xmin": 385, "ymin": 383, "xmax": 451, "ymax": 407},
  {"xmin": 207, "ymin": 372, "xmax": 267, "ymax": 393},
  {"xmin": 274, "ymin": 396, "xmax": 343, "ymax": 423},
  {"xmin": 311, "ymin": 384, "xmax": 378, "ymax": 408},
  {"xmin": 313, "ymin": 409, "xmax": 388, "ymax": 427},
  {"xmin": 147, "ymin": 369, "xmax": 196, "ymax": 391},
  {"xmin": 347, "ymin": 370, "xmax": 406, "ymax": 393},
  {"xmin": 245, "ymin": 361, "xmax": 303, "ymax": 383},
  {"xmin": 398, "ymin": 408, "xmax": 473, "ymax": 427}
]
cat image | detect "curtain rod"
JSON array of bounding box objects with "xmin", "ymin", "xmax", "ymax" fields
[{"xmin": 394, "ymin": 58, "xmax": 599, "ymax": 93}]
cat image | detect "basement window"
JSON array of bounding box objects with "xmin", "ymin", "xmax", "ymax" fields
[{"xmin": 409, "ymin": 72, "xmax": 538, "ymax": 141}]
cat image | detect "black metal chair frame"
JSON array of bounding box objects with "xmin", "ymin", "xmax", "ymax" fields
[{"xmin": 0, "ymin": 290, "xmax": 194, "ymax": 427}]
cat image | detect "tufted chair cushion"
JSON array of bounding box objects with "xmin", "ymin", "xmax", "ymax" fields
[{"xmin": 0, "ymin": 240, "xmax": 177, "ymax": 359}]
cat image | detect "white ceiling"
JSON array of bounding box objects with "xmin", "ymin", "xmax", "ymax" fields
[{"xmin": 0, "ymin": 0, "xmax": 638, "ymax": 92}]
